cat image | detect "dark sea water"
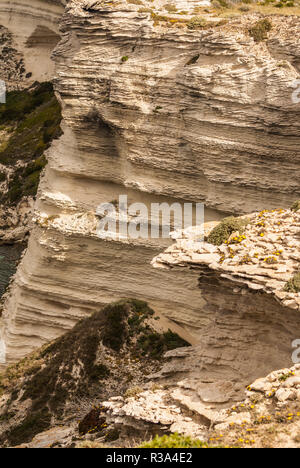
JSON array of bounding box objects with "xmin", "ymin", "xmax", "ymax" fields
[{"xmin": 0, "ymin": 244, "xmax": 25, "ymax": 297}]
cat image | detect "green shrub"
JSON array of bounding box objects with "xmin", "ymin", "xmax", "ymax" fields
[
  {"xmin": 124, "ymin": 386, "xmax": 143, "ymax": 398},
  {"xmin": 284, "ymin": 273, "xmax": 300, "ymax": 293},
  {"xmin": 140, "ymin": 433, "xmax": 208, "ymax": 448},
  {"xmin": 249, "ymin": 19, "xmax": 272, "ymax": 43},
  {"xmin": 207, "ymin": 216, "xmax": 249, "ymax": 246},
  {"xmin": 137, "ymin": 329, "xmax": 189, "ymax": 360},
  {"xmin": 187, "ymin": 16, "xmax": 207, "ymax": 30},
  {"xmin": 121, "ymin": 56, "xmax": 129, "ymax": 63},
  {"xmin": 101, "ymin": 302, "xmax": 131, "ymax": 351},
  {"xmin": 0, "ymin": 82, "xmax": 53, "ymax": 125}
]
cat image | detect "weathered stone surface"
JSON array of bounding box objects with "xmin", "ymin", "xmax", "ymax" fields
[
  {"xmin": 0, "ymin": 0, "xmax": 63, "ymax": 87},
  {"xmin": 151, "ymin": 208, "xmax": 300, "ymax": 400},
  {"xmin": 1, "ymin": 2, "xmax": 300, "ymax": 369},
  {"xmin": 103, "ymin": 388, "xmax": 208, "ymax": 439},
  {"xmin": 16, "ymin": 426, "xmax": 73, "ymax": 449}
]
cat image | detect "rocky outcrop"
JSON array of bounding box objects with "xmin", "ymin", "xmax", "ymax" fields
[
  {"xmin": 2, "ymin": 297, "xmax": 300, "ymax": 448},
  {"xmin": 99, "ymin": 362, "xmax": 300, "ymax": 448},
  {"xmin": 150, "ymin": 206, "xmax": 300, "ymax": 406},
  {"xmin": 1, "ymin": 2, "xmax": 300, "ymax": 365},
  {"xmin": 154, "ymin": 207, "xmax": 300, "ymax": 310},
  {"xmin": 0, "ymin": 299, "xmax": 191, "ymax": 447},
  {"xmin": 0, "ymin": 0, "xmax": 63, "ymax": 87}
]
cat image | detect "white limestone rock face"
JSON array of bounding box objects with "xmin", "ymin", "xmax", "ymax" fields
[
  {"xmin": 1, "ymin": 2, "xmax": 300, "ymax": 367},
  {"xmin": 51, "ymin": 1, "xmax": 300, "ymax": 214}
]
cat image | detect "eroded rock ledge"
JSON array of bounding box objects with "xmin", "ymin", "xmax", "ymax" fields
[
  {"xmin": 150, "ymin": 206, "xmax": 300, "ymax": 403},
  {"xmin": 153, "ymin": 206, "xmax": 300, "ymax": 310}
]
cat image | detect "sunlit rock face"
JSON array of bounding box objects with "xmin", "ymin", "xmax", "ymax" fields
[
  {"xmin": 0, "ymin": 0, "xmax": 64, "ymax": 86},
  {"xmin": 1, "ymin": 1, "xmax": 300, "ymax": 364}
]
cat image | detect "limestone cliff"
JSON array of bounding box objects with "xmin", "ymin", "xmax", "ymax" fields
[{"xmin": 1, "ymin": 1, "xmax": 300, "ymax": 366}]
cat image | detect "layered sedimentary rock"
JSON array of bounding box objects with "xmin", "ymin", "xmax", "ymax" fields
[
  {"xmin": 51, "ymin": 1, "xmax": 300, "ymax": 214},
  {"xmin": 1, "ymin": 1, "xmax": 300, "ymax": 365},
  {"xmin": 151, "ymin": 206, "xmax": 300, "ymax": 405}
]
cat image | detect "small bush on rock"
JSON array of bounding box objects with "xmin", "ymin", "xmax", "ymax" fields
[
  {"xmin": 187, "ymin": 17, "xmax": 207, "ymax": 30},
  {"xmin": 291, "ymin": 200, "xmax": 300, "ymax": 212},
  {"xmin": 207, "ymin": 216, "xmax": 249, "ymax": 246},
  {"xmin": 164, "ymin": 3, "xmax": 177, "ymax": 12},
  {"xmin": 284, "ymin": 273, "xmax": 300, "ymax": 293},
  {"xmin": 124, "ymin": 386, "xmax": 143, "ymax": 399},
  {"xmin": 249, "ymin": 19, "xmax": 272, "ymax": 43}
]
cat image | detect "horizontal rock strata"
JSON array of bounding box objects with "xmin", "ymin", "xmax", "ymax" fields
[
  {"xmin": 1, "ymin": 1, "xmax": 300, "ymax": 365},
  {"xmin": 152, "ymin": 207, "xmax": 300, "ymax": 401}
]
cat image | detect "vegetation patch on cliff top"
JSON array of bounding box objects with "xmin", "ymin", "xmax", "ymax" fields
[
  {"xmin": 140, "ymin": 433, "xmax": 213, "ymax": 448},
  {"xmin": 249, "ymin": 18, "xmax": 272, "ymax": 42}
]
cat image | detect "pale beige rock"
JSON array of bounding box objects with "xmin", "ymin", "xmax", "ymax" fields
[
  {"xmin": 0, "ymin": 0, "xmax": 63, "ymax": 87},
  {"xmin": 1, "ymin": 2, "xmax": 300, "ymax": 376},
  {"xmin": 103, "ymin": 389, "xmax": 208, "ymax": 439}
]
